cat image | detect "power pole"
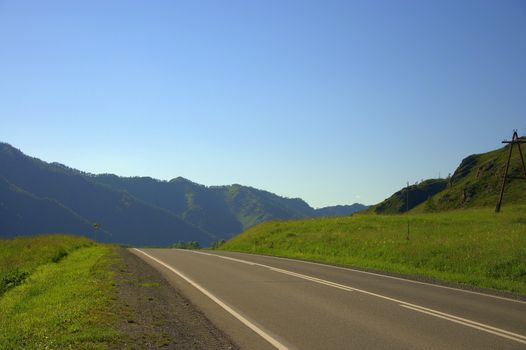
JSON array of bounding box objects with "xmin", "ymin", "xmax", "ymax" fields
[
  {"xmin": 495, "ymin": 130, "xmax": 526, "ymax": 213},
  {"xmin": 406, "ymin": 181, "xmax": 410, "ymax": 240}
]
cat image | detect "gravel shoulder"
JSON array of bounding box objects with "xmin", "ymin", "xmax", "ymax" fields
[{"xmin": 112, "ymin": 247, "xmax": 238, "ymax": 349}]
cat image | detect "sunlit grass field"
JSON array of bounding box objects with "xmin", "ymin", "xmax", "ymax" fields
[
  {"xmin": 0, "ymin": 234, "xmax": 121, "ymax": 349},
  {"xmin": 0, "ymin": 234, "xmax": 93, "ymax": 295},
  {"xmin": 220, "ymin": 205, "xmax": 526, "ymax": 295}
]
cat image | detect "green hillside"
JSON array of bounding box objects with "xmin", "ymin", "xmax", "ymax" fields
[
  {"xmin": 373, "ymin": 140, "xmax": 526, "ymax": 214},
  {"xmin": 416, "ymin": 141, "xmax": 526, "ymax": 212},
  {"xmin": 220, "ymin": 139, "xmax": 526, "ymax": 295},
  {"xmin": 219, "ymin": 205, "xmax": 526, "ymax": 295},
  {"xmin": 222, "ymin": 184, "xmax": 313, "ymax": 229},
  {"xmin": 370, "ymin": 178, "xmax": 448, "ymax": 214}
]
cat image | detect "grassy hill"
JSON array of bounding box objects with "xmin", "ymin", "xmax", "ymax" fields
[
  {"xmin": 370, "ymin": 178, "xmax": 448, "ymax": 214},
  {"xmin": 372, "ymin": 140, "xmax": 526, "ymax": 214},
  {"xmin": 415, "ymin": 141, "xmax": 526, "ymax": 212},
  {"xmin": 219, "ymin": 205, "xmax": 526, "ymax": 295},
  {"xmin": 220, "ymin": 139, "xmax": 526, "ymax": 295}
]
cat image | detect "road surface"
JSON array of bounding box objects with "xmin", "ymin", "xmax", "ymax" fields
[{"xmin": 131, "ymin": 248, "xmax": 526, "ymax": 350}]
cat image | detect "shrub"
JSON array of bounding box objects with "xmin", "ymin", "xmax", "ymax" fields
[{"xmin": 0, "ymin": 269, "xmax": 29, "ymax": 296}]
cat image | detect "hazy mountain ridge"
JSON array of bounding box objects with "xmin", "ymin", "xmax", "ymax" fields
[
  {"xmin": 0, "ymin": 143, "xmax": 212, "ymax": 246},
  {"xmin": 0, "ymin": 176, "xmax": 94, "ymax": 235},
  {"xmin": 93, "ymin": 173, "xmax": 368, "ymax": 237},
  {"xmin": 0, "ymin": 142, "xmax": 366, "ymax": 245},
  {"xmin": 313, "ymin": 204, "xmax": 370, "ymax": 217}
]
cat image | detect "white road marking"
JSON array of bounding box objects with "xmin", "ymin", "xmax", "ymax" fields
[
  {"xmin": 188, "ymin": 249, "xmax": 526, "ymax": 345},
  {"xmin": 400, "ymin": 305, "xmax": 526, "ymax": 345},
  {"xmin": 133, "ymin": 248, "xmax": 289, "ymax": 350},
  {"xmin": 204, "ymin": 252, "xmax": 356, "ymax": 293},
  {"xmin": 215, "ymin": 250, "xmax": 526, "ymax": 305}
]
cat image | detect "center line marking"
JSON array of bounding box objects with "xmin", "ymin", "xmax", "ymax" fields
[
  {"xmin": 187, "ymin": 249, "xmax": 526, "ymax": 345},
  {"xmin": 400, "ymin": 305, "xmax": 526, "ymax": 344}
]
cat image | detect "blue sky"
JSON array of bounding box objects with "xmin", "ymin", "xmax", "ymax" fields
[{"xmin": 1, "ymin": 0, "xmax": 525, "ymax": 207}]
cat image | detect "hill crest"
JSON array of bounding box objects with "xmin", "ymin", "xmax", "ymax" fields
[{"xmin": 372, "ymin": 139, "xmax": 526, "ymax": 214}]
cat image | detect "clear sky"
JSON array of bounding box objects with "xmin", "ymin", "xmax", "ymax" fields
[{"xmin": 1, "ymin": 1, "xmax": 525, "ymax": 208}]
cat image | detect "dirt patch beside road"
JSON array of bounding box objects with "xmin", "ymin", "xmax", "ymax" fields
[{"xmin": 112, "ymin": 248, "xmax": 238, "ymax": 349}]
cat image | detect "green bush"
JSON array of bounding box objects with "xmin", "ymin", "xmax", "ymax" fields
[
  {"xmin": 51, "ymin": 248, "xmax": 68, "ymax": 263},
  {"xmin": 0, "ymin": 269, "xmax": 29, "ymax": 296}
]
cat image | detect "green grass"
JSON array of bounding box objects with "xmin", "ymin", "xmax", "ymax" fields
[
  {"xmin": 0, "ymin": 235, "xmax": 122, "ymax": 349},
  {"xmin": 220, "ymin": 205, "xmax": 526, "ymax": 295},
  {"xmin": 0, "ymin": 234, "xmax": 94, "ymax": 295}
]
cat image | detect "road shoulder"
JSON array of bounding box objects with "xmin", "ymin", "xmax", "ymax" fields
[{"xmin": 112, "ymin": 247, "xmax": 238, "ymax": 349}]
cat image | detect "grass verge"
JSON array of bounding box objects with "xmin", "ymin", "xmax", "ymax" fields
[
  {"xmin": 0, "ymin": 234, "xmax": 94, "ymax": 295},
  {"xmin": 0, "ymin": 235, "xmax": 121, "ymax": 349},
  {"xmin": 219, "ymin": 205, "xmax": 526, "ymax": 295}
]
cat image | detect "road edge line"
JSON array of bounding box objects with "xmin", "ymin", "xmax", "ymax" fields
[{"xmin": 132, "ymin": 248, "xmax": 289, "ymax": 350}]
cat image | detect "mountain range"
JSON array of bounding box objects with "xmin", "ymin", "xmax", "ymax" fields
[{"xmin": 0, "ymin": 143, "xmax": 367, "ymax": 246}]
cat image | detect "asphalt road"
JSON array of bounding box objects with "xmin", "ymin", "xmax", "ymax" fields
[{"xmin": 131, "ymin": 248, "xmax": 526, "ymax": 350}]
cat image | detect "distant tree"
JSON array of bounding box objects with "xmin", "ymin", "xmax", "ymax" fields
[
  {"xmin": 186, "ymin": 241, "xmax": 200, "ymax": 249},
  {"xmin": 171, "ymin": 241, "xmax": 200, "ymax": 249}
]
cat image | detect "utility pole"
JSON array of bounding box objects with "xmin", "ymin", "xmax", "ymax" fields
[
  {"xmin": 406, "ymin": 181, "xmax": 410, "ymax": 240},
  {"xmin": 495, "ymin": 130, "xmax": 526, "ymax": 213}
]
